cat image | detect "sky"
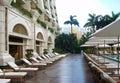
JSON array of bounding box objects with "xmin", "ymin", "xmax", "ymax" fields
[{"xmin": 56, "ymin": 0, "xmax": 120, "ymax": 34}]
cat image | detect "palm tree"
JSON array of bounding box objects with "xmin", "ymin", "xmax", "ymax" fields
[
  {"xmin": 103, "ymin": 11, "xmax": 120, "ymax": 26},
  {"xmin": 109, "ymin": 11, "xmax": 120, "ymax": 21},
  {"xmin": 84, "ymin": 12, "xmax": 120, "ymax": 32},
  {"xmin": 84, "ymin": 13, "xmax": 97, "ymax": 32},
  {"xmin": 64, "ymin": 15, "xmax": 79, "ymax": 33}
]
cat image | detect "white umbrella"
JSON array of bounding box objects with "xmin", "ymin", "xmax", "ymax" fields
[
  {"xmin": 113, "ymin": 43, "xmax": 120, "ymax": 47},
  {"xmin": 98, "ymin": 44, "xmax": 110, "ymax": 48},
  {"xmin": 80, "ymin": 44, "xmax": 95, "ymax": 47}
]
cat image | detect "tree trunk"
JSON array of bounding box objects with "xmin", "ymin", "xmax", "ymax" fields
[{"xmin": 71, "ymin": 24, "xmax": 72, "ymax": 34}]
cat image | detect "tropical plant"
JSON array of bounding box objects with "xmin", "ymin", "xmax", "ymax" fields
[
  {"xmin": 95, "ymin": 11, "xmax": 120, "ymax": 30},
  {"xmin": 79, "ymin": 32, "xmax": 92, "ymax": 45},
  {"xmin": 11, "ymin": 1, "xmax": 33, "ymax": 18},
  {"xmin": 37, "ymin": 18, "xmax": 46, "ymax": 29},
  {"xmin": 101, "ymin": 11, "xmax": 120, "ymax": 28},
  {"xmin": 64, "ymin": 15, "xmax": 79, "ymax": 33},
  {"xmin": 48, "ymin": 27, "xmax": 54, "ymax": 33},
  {"xmin": 25, "ymin": 49, "xmax": 33, "ymax": 58},
  {"xmin": 55, "ymin": 33, "xmax": 80, "ymax": 53},
  {"xmin": 83, "ymin": 13, "xmax": 97, "ymax": 32},
  {"xmin": 44, "ymin": 5, "xmax": 48, "ymax": 9},
  {"xmin": 43, "ymin": 49, "xmax": 48, "ymax": 54},
  {"xmin": 84, "ymin": 11, "xmax": 120, "ymax": 32},
  {"xmin": 35, "ymin": 6, "xmax": 42, "ymax": 14},
  {"xmin": 79, "ymin": 32, "xmax": 93, "ymax": 53}
]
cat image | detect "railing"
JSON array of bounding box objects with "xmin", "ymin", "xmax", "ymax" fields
[{"xmin": 84, "ymin": 52, "xmax": 116, "ymax": 83}]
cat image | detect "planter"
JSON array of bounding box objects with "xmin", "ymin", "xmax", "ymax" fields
[{"xmin": 25, "ymin": 49, "xmax": 33, "ymax": 59}]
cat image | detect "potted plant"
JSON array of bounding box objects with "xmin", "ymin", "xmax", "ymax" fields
[
  {"xmin": 25, "ymin": 49, "xmax": 33, "ymax": 58},
  {"xmin": 43, "ymin": 49, "xmax": 48, "ymax": 54}
]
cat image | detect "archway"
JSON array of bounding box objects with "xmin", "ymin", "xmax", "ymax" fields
[
  {"xmin": 9, "ymin": 24, "xmax": 28, "ymax": 60},
  {"xmin": 13, "ymin": 24, "xmax": 28, "ymax": 35},
  {"xmin": 36, "ymin": 32, "xmax": 44, "ymax": 54}
]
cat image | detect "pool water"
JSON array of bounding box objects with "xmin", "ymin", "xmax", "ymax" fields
[{"xmin": 105, "ymin": 55, "xmax": 120, "ymax": 62}]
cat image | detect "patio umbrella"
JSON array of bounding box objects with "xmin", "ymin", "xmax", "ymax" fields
[
  {"xmin": 80, "ymin": 44, "xmax": 95, "ymax": 47},
  {"xmin": 98, "ymin": 44, "xmax": 110, "ymax": 48},
  {"xmin": 113, "ymin": 43, "xmax": 120, "ymax": 47}
]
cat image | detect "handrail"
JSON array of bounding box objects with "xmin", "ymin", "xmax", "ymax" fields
[{"xmin": 83, "ymin": 52, "xmax": 116, "ymax": 83}]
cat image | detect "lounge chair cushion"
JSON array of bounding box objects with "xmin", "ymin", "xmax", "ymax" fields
[
  {"xmin": 0, "ymin": 72, "xmax": 27, "ymax": 76},
  {"xmin": 22, "ymin": 58, "xmax": 46, "ymax": 66},
  {"xmin": 0, "ymin": 69, "xmax": 27, "ymax": 76},
  {"xmin": 0, "ymin": 79, "xmax": 11, "ymax": 83},
  {"xmin": 7, "ymin": 62, "xmax": 39, "ymax": 71}
]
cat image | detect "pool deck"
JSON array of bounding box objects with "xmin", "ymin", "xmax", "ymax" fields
[{"xmin": 25, "ymin": 54, "xmax": 95, "ymax": 83}]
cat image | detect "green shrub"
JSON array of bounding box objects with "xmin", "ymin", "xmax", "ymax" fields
[
  {"xmin": 37, "ymin": 19, "xmax": 46, "ymax": 29},
  {"xmin": 11, "ymin": 1, "xmax": 32, "ymax": 18},
  {"xmin": 35, "ymin": 6, "xmax": 42, "ymax": 14},
  {"xmin": 43, "ymin": 49, "xmax": 48, "ymax": 54},
  {"xmin": 48, "ymin": 27, "xmax": 54, "ymax": 33},
  {"xmin": 25, "ymin": 49, "xmax": 33, "ymax": 58},
  {"xmin": 54, "ymin": 48, "xmax": 68, "ymax": 54}
]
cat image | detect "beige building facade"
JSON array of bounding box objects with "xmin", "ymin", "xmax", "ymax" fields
[{"xmin": 0, "ymin": 0, "xmax": 59, "ymax": 66}]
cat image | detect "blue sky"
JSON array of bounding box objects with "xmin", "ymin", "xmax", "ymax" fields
[{"xmin": 56, "ymin": 0, "xmax": 120, "ymax": 28}]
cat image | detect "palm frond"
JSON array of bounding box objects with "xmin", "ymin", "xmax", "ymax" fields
[{"xmin": 64, "ymin": 21, "xmax": 72, "ymax": 25}]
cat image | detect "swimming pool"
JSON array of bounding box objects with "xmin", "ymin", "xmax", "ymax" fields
[{"xmin": 105, "ymin": 54, "xmax": 120, "ymax": 62}]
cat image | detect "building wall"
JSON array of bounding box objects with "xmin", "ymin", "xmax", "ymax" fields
[{"xmin": 0, "ymin": 0, "xmax": 59, "ymax": 65}]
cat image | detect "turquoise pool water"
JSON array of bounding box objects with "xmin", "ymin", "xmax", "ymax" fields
[{"xmin": 105, "ymin": 54, "xmax": 120, "ymax": 62}]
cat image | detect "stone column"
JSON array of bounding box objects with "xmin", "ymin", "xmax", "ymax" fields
[
  {"xmin": 0, "ymin": 6, "xmax": 6, "ymax": 53},
  {"xmin": 0, "ymin": 6, "xmax": 14, "ymax": 66}
]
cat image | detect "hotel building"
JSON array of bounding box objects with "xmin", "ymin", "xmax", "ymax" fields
[{"xmin": 0, "ymin": 0, "xmax": 60, "ymax": 65}]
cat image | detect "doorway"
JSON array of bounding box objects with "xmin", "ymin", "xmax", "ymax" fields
[
  {"xmin": 9, "ymin": 45, "xmax": 23, "ymax": 60},
  {"xmin": 9, "ymin": 36, "xmax": 23, "ymax": 60}
]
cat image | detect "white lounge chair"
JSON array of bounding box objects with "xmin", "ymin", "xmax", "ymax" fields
[
  {"xmin": 7, "ymin": 62, "xmax": 38, "ymax": 76},
  {"xmin": 37, "ymin": 56, "xmax": 53, "ymax": 64},
  {"xmin": 44, "ymin": 54, "xmax": 56, "ymax": 61},
  {"xmin": 21, "ymin": 58, "xmax": 47, "ymax": 69},
  {"xmin": 104, "ymin": 51, "xmax": 110, "ymax": 55},
  {"xmin": 113, "ymin": 51, "xmax": 117, "ymax": 54},
  {"xmin": 41, "ymin": 54, "xmax": 55, "ymax": 62},
  {"xmin": 0, "ymin": 79, "xmax": 11, "ymax": 83},
  {"xmin": 47, "ymin": 53, "xmax": 61, "ymax": 61},
  {"xmin": 30, "ymin": 57, "xmax": 47, "ymax": 64},
  {"xmin": 0, "ymin": 69, "xmax": 27, "ymax": 83},
  {"xmin": 99, "ymin": 51, "xmax": 104, "ymax": 55}
]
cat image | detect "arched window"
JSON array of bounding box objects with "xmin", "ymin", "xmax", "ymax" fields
[
  {"xmin": 48, "ymin": 36, "xmax": 52, "ymax": 42},
  {"xmin": 37, "ymin": 32, "xmax": 43, "ymax": 40},
  {"xmin": 13, "ymin": 24, "xmax": 28, "ymax": 35}
]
